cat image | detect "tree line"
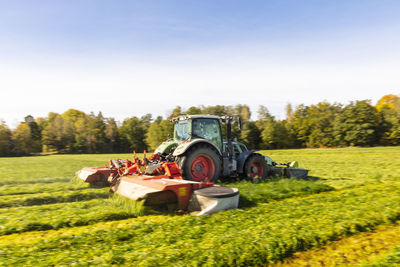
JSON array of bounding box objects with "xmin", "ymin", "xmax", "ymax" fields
[{"xmin": 0, "ymin": 94, "xmax": 399, "ymax": 156}]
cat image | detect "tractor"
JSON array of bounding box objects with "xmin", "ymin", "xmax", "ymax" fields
[
  {"xmin": 153, "ymin": 114, "xmax": 268, "ymax": 183},
  {"xmin": 77, "ymin": 114, "xmax": 308, "ymax": 213}
]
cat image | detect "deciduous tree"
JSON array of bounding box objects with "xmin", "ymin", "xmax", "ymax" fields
[
  {"xmin": 333, "ymin": 100, "xmax": 380, "ymax": 146},
  {"xmin": 0, "ymin": 121, "xmax": 12, "ymax": 156}
]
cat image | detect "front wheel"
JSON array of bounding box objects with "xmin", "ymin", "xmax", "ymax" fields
[
  {"xmin": 244, "ymin": 153, "xmax": 268, "ymax": 183},
  {"xmin": 178, "ymin": 146, "xmax": 221, "ymax": 183}
]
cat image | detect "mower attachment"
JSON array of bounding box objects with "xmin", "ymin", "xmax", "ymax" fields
[
  {"xmin": 76, "ymin": 152, "xmax": 240, "ymax": 214},
  {"xmin": 112, "ymin": 176, "xmax": 214, "ymax": 210},
  {"xmin": 76, "ymin": 166, "xmax": 117, "ymax": 186}
]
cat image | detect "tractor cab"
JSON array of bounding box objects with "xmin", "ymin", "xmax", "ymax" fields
[{"xmin": 174, "ymin": 115, "xmax": 223, "ymax": 151}]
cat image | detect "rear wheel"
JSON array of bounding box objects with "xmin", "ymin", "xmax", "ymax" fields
[
  {"xmin": 244, "ymin": 153, "xmax": 268, "ymax": 183},
  {"xmin": 178, "ymin": 145, "xmax": 221, "ymax": 183}
]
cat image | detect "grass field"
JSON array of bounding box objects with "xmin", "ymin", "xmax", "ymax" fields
[{"xmin": 0, "ymin": 147, "xmax": 399, "ymax": 266}]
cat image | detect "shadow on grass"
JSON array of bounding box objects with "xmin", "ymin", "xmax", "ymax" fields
[
  {"xmin": 301, "ymin": 175, "xmax": 326, "ymax": 181},
  {"xmin": 326, "ymin": 177, "xmax": 353, "ymax": 180},
  {"xmin": 238, "ymin": 195, "xmax": 257, "ymax": 208},
  {"xmin": 292, "ymin": 175, "xmax": 352, "ymax": 181}
]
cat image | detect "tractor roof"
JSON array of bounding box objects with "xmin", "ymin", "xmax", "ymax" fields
[{"xmin": 171, "ymin": 114, "xmax": 221, "ymax": 121}]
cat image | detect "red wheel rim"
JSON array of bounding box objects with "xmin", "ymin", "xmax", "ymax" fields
[
  {"xmin": 190, "ymin": 154, "xmax": 215, "ymax": 182},
  {"xmin": 250, "ymin": 161, "xmax": 263, "ymax": 178}
]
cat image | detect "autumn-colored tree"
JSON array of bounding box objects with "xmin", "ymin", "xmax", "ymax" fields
[{"xmin": 376, "ymin": 94, "xmax": 400, "ymax": 112}]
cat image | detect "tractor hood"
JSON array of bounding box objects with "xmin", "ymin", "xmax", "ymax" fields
[{"xmin": 154, "ymin": 139, "xmax": 179, "ymax": 155}]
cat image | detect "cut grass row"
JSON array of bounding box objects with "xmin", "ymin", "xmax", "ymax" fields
[
  {"xmin": 0, "ymin": 181, "xmax": 87, "ymax": 196},
  {"xmin": 224, "ymin": 178, "xmax": 333, "ymax": 206},
  {"xmin": 0, "ymin": 189, "xmax": 110, "ymax": 208},
  {"xmin": 1, "ymin": 182, "xmax": 399, "ymax": 266},
  {"xmin": 0, "ymin": 179, "xmax": 333, "ymax": 236},
  {"xmin": 1, "ymin": 176, "xmax": 333, "ymax": 205},
  {"xmin": 364, "ymin": 246, "xmax": 400, "ymax": 266},
  {"xmin": 273, "ymin": 222, "xmax": 400, "ymax": 266},
  {"xmin": 0, "ymin": 198, "xmax": 140, "ymax": 236}
]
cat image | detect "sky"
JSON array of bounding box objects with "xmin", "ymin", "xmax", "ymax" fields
[{"xmin": 1, "ymin": 0, "xmax": 400, "ymax": 128}]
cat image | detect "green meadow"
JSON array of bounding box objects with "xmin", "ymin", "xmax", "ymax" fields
[{"xmin": 0, "ymin": 147, "xmax": 399, "ymax": 266}]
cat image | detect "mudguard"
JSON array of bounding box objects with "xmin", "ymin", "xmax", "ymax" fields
[
  {"xmin": 237, "ymin": 150, "xmax": 259, "ymax": 174},
  {"xmin": 172, "ymin": 139, "xmax": 222, "ymax": 156},
  {"xmin": 154, "ymin": 140, "xmax": 179, "ymax": 155}
]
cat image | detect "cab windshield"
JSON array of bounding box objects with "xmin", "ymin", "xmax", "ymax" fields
[{"xmin": 174, "ymin": 120, "xmax": 190, "ymax": 141}]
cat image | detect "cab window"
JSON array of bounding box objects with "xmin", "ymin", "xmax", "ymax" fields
[
  {"xmin": 174, "ymin": 120, "xmax": 190, "ymax": 141},
  {"xmin": 239, "ymin": 144, "xmax": 248, "ymax": 152},
  {"xmin": 192, "ymin": 119, "xmax": 222, "ymax": 150}
]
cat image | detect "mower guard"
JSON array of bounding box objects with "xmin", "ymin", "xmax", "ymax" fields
[
  {"xmin": 270, "ymin": 166, "xmax": 309, "ymax": 179},
  {"xmin": 112, "ymin": 175, "xmax": 214, "ymax": 210},
  {"xmin": 76, "ymin": 167, "xmax": 115, "ymax": 184}
]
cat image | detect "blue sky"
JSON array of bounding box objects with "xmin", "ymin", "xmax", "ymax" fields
[{"xmin": 1, "ymin": 0, "xmax": 400, "ymax": 127}]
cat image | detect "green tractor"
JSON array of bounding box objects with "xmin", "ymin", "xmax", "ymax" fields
[
  {"xmin": 153, "ymin": 115, "xmax": 269, "ymax": 183},
  {"xmin": 77, "ymin": 114, "xmax": 307, "ymax": 189}
]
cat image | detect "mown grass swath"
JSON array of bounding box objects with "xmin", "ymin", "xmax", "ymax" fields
[
  {"xmin": 0, "ymin": 190, "xmax": 110, "ymax": 208},
  {"xmin": 223, "ymin": 179, "xmax": 334, "ymax": 207},
  {"xmin": 363, "ymin": 246, "xmax": 400, "ymax": 266},
  {"xmin": 0, "ymin": 179, "xmax": 333, "ymax": 236},
  {"xmin": 274, "ymin": 222, "xmax": 400, "ymax": 266},
  {"xmin": 0, "ymin": 198, "xmax": 141, "ymax": 235},
  {"xmin": 0, "ymin": 181, "xmax": 87, "ymax": 196},
  {"xmin": 0, "ymin": 182, "xmax": 399, "ymax": 266}
]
